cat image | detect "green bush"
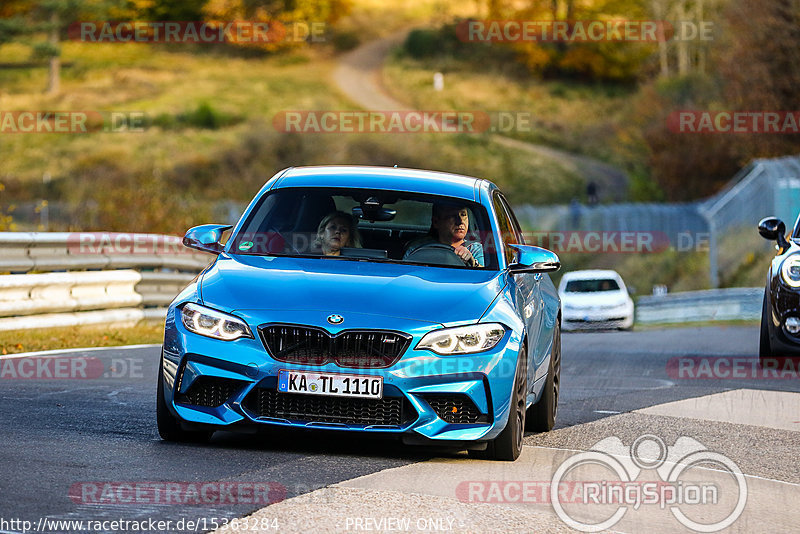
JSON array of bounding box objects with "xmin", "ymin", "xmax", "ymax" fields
[
  {"xmin": 404, "ymin": 29, "xmax": 442, "ymax": 58},
  {"xmin": 151, "ymin": 102, "xmax": 242, "ymax": 130},
  {"xmin": 332, "ymin": 30, "xmax": 361, "ymax": 52}
]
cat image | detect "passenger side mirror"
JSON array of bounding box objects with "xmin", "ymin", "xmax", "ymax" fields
[
  {"xmin": 758, "ymin": 217, "xmax": 790, "ymax": 252},
  {"xmin": 183, "ymin": 224, "xmax": 232, "ymax": 254},
  {"xmin": 507, "ymin": 244, "xmax": 560, "ymax": 273}
]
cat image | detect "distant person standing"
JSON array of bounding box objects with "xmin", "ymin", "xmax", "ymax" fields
[
  {"xmin": 587, "ymin": 181, "xmax": 599, "ymax": 205},
  {"xmin": 569, "ymin": 198, "xmax": 582, "ymax": 229}
]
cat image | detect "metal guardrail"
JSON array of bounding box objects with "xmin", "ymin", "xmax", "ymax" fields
[
  {"xmin": 0, "ymin": 232, "xmax": 211, "ymax": 273},
  {"xmin": 0, "ymin": 233, "xmax": 767, "ymax": 330},
  {"xmin": 636, "ymin": 287, "xmax": 764, "ymax": 324},
  {"xmin": 0, "ymin": 232, "xmax": 209, "ymax": 331}
]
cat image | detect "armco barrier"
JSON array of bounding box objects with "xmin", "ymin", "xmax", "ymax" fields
[
  {"xmin": 0, "ymin": 232, "xmax": 211, "ymax": 273},
  {"xmin": 0, "ymin": 232, "xmax": 210, "ymax": 331},
  {"xmin": 0, "ymin": 233, "xmax": 766, "ymax": 331},
  {"xmin": 635, "ymin": 287, "xmax": 764, "ymax": 324}
]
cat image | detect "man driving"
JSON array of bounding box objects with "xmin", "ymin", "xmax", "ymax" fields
[{"xmin": 404, "ymin": 202, "xmax": 484, "ymax": 267}]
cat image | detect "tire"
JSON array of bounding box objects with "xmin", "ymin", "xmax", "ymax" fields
[
  {"xmin": 157, "ymin": 357, "xmax": 213, "ymax": 443},
  {"xmin": 527, "ymin": 321, "xmax": 560, "ymax": 432},
  {"xmin": 759, "ymin": 291, "xmax": 773, "ymax": 361},
  {"xmin": 468, "ymin": 346, "xmax": 527, "ymax": 461}
]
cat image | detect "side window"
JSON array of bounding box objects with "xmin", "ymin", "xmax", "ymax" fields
[{"xmin": 492, "ymin": 193, "xmax": 516, "ymax": 265}]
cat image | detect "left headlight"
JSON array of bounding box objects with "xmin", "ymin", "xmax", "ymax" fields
[
  {"xmin": 781, "ymin": 254, "xmax": 800, "ymax": 288},
  {"xmin": 416, "ymin": 323, "xmax": 506, "ymax": 355},
  {"xmin": 180, "ymin": 303, "xmax": 253, "ymax": 341}
]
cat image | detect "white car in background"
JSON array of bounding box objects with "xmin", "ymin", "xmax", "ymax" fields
[{"xmin": 559, "ymin": 270, "xmax": 635, "ymax": 331}]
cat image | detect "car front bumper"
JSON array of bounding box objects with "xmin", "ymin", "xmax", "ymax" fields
[
  {"xmin": 766, "ymin": 283, "xmax": 800, "ymax": 354},
  {"xmin": 161, "ymin": 306, "xmax": 526, "ymax": 443},
  {"xmin": 562, "ymin": 307, "xmax": 634, "ymax": 331}
]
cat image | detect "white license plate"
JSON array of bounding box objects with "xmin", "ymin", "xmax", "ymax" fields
[{"xmin": 277, "ymin": 370, "xmax": 383, "ymax": 399}]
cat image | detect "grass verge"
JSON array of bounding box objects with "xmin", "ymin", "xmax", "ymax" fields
[
  {"xmin": 0, "ymin": 321, "xmax": 163, "ymax": 355},
  {"xmin": 383, "ymin": 53, "xmax": 641, "ymax": 178}
]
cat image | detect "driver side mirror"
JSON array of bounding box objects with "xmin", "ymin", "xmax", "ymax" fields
[
  {"xmin": 507, "ymin": 244, "xmax": 560, "ymax": 273},
  {"xmin": 183, "ymin": 224, "xmax": 232, "ymax": 254},
  {"xmin": 758, "ymin": 217, "xmax": 790, "ymax": 252}
]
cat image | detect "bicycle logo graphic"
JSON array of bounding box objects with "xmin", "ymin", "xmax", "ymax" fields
[{"xmin": 550, "ymin": 434, "xmax": 747, "ymax": 532}]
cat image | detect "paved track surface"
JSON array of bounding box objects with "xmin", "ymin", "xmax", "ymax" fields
[{"xmin": 1, "ymin": 325, "xmax": 798, "ymax": 533}]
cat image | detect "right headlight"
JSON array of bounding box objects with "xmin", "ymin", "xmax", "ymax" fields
[
  {"xmin": 781, "ymin": 254, "xmax": 800, "ymax": 288},
  {"xmin": 180, "ymin": 303, "xmax": 253, "ymax": 341},
  {"xmin": 416, "ymin": 323, "xmax": 506, "ymax": 355}
]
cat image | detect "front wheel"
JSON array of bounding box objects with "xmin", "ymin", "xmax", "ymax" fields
[
  {"xmin": 759, "ymin": 291, "xmax": 773, "ymax": 361},
  {"xmin": 468, "ymin": 347, "xmax": 527, "ymax": 461},
  {"xmin": 527, "ymin": 320, "xmax": 560, "ymax": 432},
  {"xmin": 157, "ymin": 357, "xmax": 213, "ymax": 443}
]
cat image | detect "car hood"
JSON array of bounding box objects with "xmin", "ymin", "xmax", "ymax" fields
[{"xmin": 199, "ymin": 254, "xmax": 507, "ymax": 325}]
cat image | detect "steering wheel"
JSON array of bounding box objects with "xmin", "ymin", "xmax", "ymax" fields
[{"xmin": 405, "ymin": 243, "xmax": 465, "ymax": 266}]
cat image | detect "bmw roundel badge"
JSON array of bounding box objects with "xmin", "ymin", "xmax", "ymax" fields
[{"xmin": 327, "ymin": 314, "xmax": 344, "ymax": 325}]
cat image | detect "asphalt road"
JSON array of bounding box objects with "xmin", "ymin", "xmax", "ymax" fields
[{"xmin": 0, "ymin": 325, "xmax": 796, "ymax": 533}]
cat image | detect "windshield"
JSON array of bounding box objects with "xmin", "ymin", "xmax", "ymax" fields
[
  {"xmin": 565, "ymin": 279, "xmax": 621, "ymax": 293},
  {"xmin": 229, "ymin": 187, "xmax": 498, "ymax": 270}
]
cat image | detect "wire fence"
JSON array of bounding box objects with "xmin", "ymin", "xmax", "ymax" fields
[
  {"xmin": 516, "ymin": 154, "xmax": 800, "ymax": 287},
  {"xmin": 6, "ymin": 155, "xmax": 800, "ymax": 288}
]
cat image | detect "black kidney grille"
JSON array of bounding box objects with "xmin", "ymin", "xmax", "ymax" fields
[
  {"xmin": 177, "ymin": 376, "xmax": 243, "ymax": 408},
  {"xmin": 260, "ymin": 325, "xmax": 330, "ymax": 365},
  {"xmin": 334, "ymin": 331, "xmax": 410, "ymax": 368},
  {"xmin": 244, "ymin": 388, "xmax": 415, "ymax": 427},
  {"xmin": 423, "ymin": 394, "xmax": 488, "ymax": 424},
  {"xmin": 259, "ymin": 325, "xmax": 410, "ymax": 368}
]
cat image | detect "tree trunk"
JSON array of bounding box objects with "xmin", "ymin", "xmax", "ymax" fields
[
  {"xmin": 696, "ymin": 0, "xmax": 706, "ymax": 74},
  {"xmin": 652, "ymin": 0, "xmax": 670, "ymax": 77},
  {"xmin": 46, "ymin": 11, "xmax": 59, "ymax": 95},
  {"xmin": 674, "ymin": 1, "xmax": 690, "ymax": 75}
]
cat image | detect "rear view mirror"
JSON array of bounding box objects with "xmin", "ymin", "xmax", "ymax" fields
[
  {"xmin": 758, "ymin": 217, "xmax": 790, "ymax": 251},
  {"xmin": 353, "ymin": 196, "xmax": 396, "ymax": 222},
  {"xmin": 507, "ymin": 244, "xmax": 560, "ymax": 273},
  {"xmin": 183, "ymin": 224, "xmax": 232, "ymax": 254}
]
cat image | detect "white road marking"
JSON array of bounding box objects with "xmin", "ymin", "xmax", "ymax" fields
[
  {"xmin": 636, "ymin": 388, "xmax": 800, "ymax": 431},
  {"xmin": 0, "ymin": 344, "xmax": 161, "ymax": 360}
]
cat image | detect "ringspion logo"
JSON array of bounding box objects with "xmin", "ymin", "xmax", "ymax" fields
[{"xmin": 549, "ymin": 434, "xmax": 746, "ymax": 532}]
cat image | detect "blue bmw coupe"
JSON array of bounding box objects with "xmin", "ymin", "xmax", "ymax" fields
[{"xmin": 158, "ymin": 166, "xmax": 561, "ymax": 460}]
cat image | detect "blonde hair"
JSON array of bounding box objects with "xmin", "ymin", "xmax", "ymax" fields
[{"xmin": 315, "ymin": 211, "xmax": 363, "ymax": 248}]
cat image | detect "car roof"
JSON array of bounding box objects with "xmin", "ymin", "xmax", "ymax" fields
[
  {"xmin": 270, "ymin": 165, "xmax": 491, "ymax": 202},
  {"xmin": 560, "ymin": 269, "xmax": 623, "ymax": 281}
]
